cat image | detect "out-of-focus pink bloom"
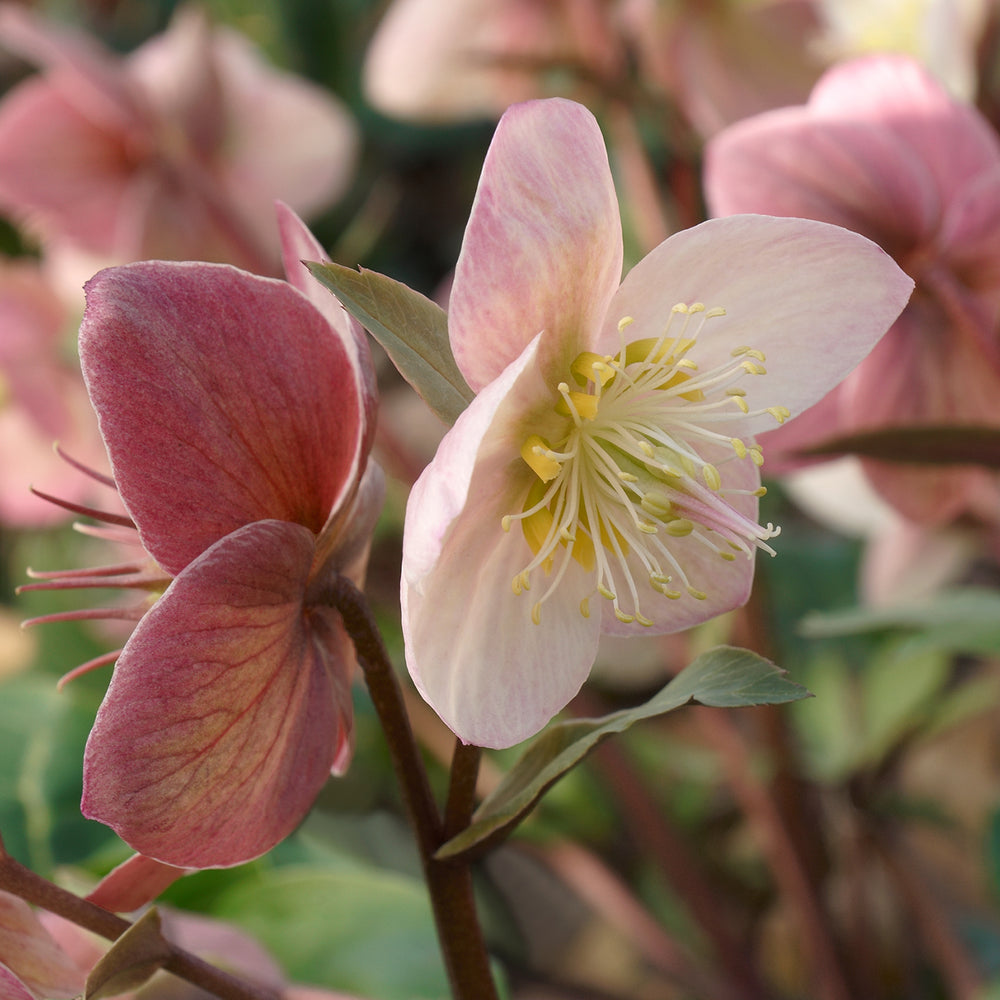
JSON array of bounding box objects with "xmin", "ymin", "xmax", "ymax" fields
[
  {"xmin": 0, "ymin": 5, "xmax": 358, "ymax": 275},
  {"xmin": 620, "ymin": 0, "xmax": 827, "ymax": 136},
  {"xmin": 0, "ymin": 890, "xmax": 84, "ymax": 1000},
  {"xmin": 705, "ymin": 55, "xmax": 1000, "ymax": 525},
  {"xmin": 0, "ymin": 258, "xmax": 105, "ymax": 525},
  {"xmin": 23, "ymin": 208, "xmax": 381, "ymax": 869},
  {"xmin": 363, "ymin": 0, "xmax": 624, "ymax": 122},
  {"xmin": 400, "ymin": 98, "xmax": 912, "ymax": 749}
]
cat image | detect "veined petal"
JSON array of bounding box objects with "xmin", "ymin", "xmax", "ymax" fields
[
  {"xmin": 80, "ymin": 262, "xmax": 365, "ymax": 576},
  {"xmin": 82, "ymin": 520, "xmax": 349, "ymax": 868},
  {"xmin": 277, "ymin": 201, "xmax": 379, "ymax": 446},
  {"xmin": 602, "ymin": 215, "xmax": 913, "ymax": 433},
  {"xmin": 449, "ymin": 98, "xmax": 623, "ymax": 391},
  {"xmin": 403, "ymin": 336, "xmax": 601, "ymax": 748}
]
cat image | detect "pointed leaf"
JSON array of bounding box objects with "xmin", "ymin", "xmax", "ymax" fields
[
  {"xmin": 800, "ymin": 587, "xmax": 1000, "ymax": 654},
  {"xmin": 85, "ymin": 909, "xmax": 170, "ymax": 1000},
  {"xmin": 437, "ymin": 646, "xmax": 808, "ymax": 859},
  {"xmin": 798, "ymin": 425, "xmax": 1000, "ymax": 468},
  {"xmin": 307, "ymin": 261, "xmax": 474, "ymax": 424}
]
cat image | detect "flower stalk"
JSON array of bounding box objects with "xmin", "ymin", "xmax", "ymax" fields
[{"xmin": 328, "ymin": 577, "xmax": 499, "ymax": 1000}]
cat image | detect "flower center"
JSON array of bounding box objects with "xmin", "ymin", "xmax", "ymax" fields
[{"xmin": 502, "ymin": 302, "xmax": 787, "ymax": 626}]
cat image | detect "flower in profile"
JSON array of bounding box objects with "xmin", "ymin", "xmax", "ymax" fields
[
  {"xmin": 0, "ymin": 5, "xmax": 357, "ymax": 276},
  {"xmin": 401, "ymin": 98, "xmax": 913, "ymax": 749},
  {"xmin": 23, "ymin": 207, "xmax": 381, "ymax": 868},
  {"xmin": 704, "ymin": 55, "xmax": 1000, "ymax": 525}
]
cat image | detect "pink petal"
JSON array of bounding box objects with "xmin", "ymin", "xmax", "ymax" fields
[
  {"xmin": 80, "ymin": 262, "xmax": 366, "ymax": 576},
  {"xmin": 0, "ymin": 78, "xmax": 133, "ymax": 254},
  {"xmin": 86, "ymin": 854, "xmax": 189, "ymax": 912},
  {"xmin": 0, "ymin": 892, "xmax": 84, "ymax": 999},
  {"xmin": 276, "ymin": 202, "xmax": 378, "ymax": 443},
  {"xmin": 602, "ymin": 215, "xmax": 913, "ymax": 433},
  {"xmin": 597, "ymin": 443, "xmax": 761, "ymax": 637},
  {"xmin": 809, "ymin": 56, "xmax": 1000, "ymax": 195},
  {"xmin": 207, "ymin": 28, "xmax": 359, "ymax": 219},
  {"xmin": 449, "ymin": 98, "xmax": 623, "ymax": 392},
  {"xmin": 403, "ymin": 337, "xmax": 601, "ymax": 748},
  {"xmin": 837, "ymin": 303, "xmax": 999, "ymax": 524},
  {"xmin": 705, "ymin": 105, "xmax": 941, "ymax": 256},
  {"xmin": 0, "ymin": 967, "xmax": 36, "ymax": 1000},
  {"xmin": 82, "ymin": 520, "xmax": 352, "ymax": 868}
]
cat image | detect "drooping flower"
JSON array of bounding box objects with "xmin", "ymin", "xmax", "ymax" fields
[
  {"xmin": 400, "ymin": 98, "xmax": 913, "ymax": 749},
  {"xmin": 0, "ymin": 5, "xmax": 357, "ymax": 277},
  {"xmin": 23, "ymin": 207, "xmax": 381, "ymax": 868},
  {"xmin": 704, "ymin": 54, "xmax": 1000, "ymax": 525}
]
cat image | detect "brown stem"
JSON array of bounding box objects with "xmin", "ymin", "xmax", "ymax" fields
[
  {"xmin": 0, "ymin": 843, "xmax": 278, "ymax": 1000},
  {"xmin": 444, "ymin": 741, "xmax": 482, "ymax": 842},
  {"xmin": 697, "ymin": 708, "xmax": 855, "ymax": 1000},
  {"xmin": 328, "ymin": 577, "xmax": 499, "ymax": 1000}
]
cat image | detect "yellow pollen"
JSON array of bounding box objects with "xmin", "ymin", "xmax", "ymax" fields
[{"xmin": 505, "ymin": 303, "xmax": 784, "ymax": 627}]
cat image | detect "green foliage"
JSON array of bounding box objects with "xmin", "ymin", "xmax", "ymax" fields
[
  {"xmin": 438, "ymin": 647, "xmax": 808, "ymax": 859},
  {"xmin": 308, "ymin": 261, "xmax": 474, "ymax": 424},
  {"xmin": 801, "ymin": 587, "xmax": 1000, "ymax": 655},
  {"xmin": 211, "ymin": 865, "xmax": 450, "ymax": 1000}
]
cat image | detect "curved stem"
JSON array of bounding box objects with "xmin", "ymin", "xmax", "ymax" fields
[
  {"xmin": 329, "ymin": 578, "xmax": 499, "ymax": 1000},
  {"xmin": 0, "ymin": 840, "xmax": 278, "ymax": 1000}
]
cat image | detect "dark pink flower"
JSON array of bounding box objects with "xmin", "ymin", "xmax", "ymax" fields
[
  {"xmin": 705, "ymin": 55, "xmax": 1000, "ymax": 524},
  {"xmin": 25, "ymin": 209, "xmax": 380, "ymax": 868}
]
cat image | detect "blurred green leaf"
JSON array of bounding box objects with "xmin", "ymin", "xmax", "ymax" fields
[
  {"xmin": 438, "ymin": 647, "xmax": 808, "ymax": 859},
  {"xmin": 800, "ymin": 588, "xmax": 1000, "ymax": 655},
  {"xmin": 798, "ymin": 425, "xmax": 1000, "ymax": 468},
  {"xmin": 307, "ymin": 261, "xmax": 474, "ymax": 424},
  {"xmin": 211, "ymin": 865, "xmax": 449, "ymax": 1000}
]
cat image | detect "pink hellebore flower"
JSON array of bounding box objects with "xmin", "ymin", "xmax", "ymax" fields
[
  {"xmin": 0, "ymin": 5, "xmax": 357, "ymax": 275},
  {"xmin": 401, "ymin": 98, "xmax": 913, "ymax": 749},
  {"xmin": 25, "ymin": 208, "xmax": 380, "ymax": 869},
  {"xmin": 704, "ymin": 55, "xmax": 1000, "ymax": 525}
]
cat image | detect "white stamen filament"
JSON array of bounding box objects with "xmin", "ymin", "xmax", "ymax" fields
[{"xmin": 504, "ymin": 302, "xmax": 784, "ymax": 625}]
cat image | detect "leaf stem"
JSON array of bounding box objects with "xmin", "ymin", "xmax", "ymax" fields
[
  {"xmin": 329, "ymin": 577, "xmax": 499, "ymax": 1000},
  {"xmin": 0, "ymin": 838, "xmax": 279, "ymax": 1000}
]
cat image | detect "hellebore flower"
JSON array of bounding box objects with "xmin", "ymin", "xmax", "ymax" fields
[
  {"xmin": 704, "ymin": 55, "xmax": 1000, "ymax": 525},
  {"xmin": 0, "ymin": 5, "xmax": 357, "ymax": 276},
  {"xmin": 24, "ymin": 208, "xmax": 380, "ymax": 868},
  {"xmin": 401, "ymin": 98, "xmax": 912, "ymax": 749}
]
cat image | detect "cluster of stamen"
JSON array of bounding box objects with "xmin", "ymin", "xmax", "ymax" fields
[{"xmin": 502, "ymin": 302, "xmax": 787, "ymax": 627}]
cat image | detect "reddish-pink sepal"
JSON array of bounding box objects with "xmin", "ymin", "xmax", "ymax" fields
[
  {"xmin": 80, "ymin": 262, "xmax": 365, "ymax": 576},
  {"xmin": 82, "ymin": 520, "xmax": 353, "ymax": 868}
]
